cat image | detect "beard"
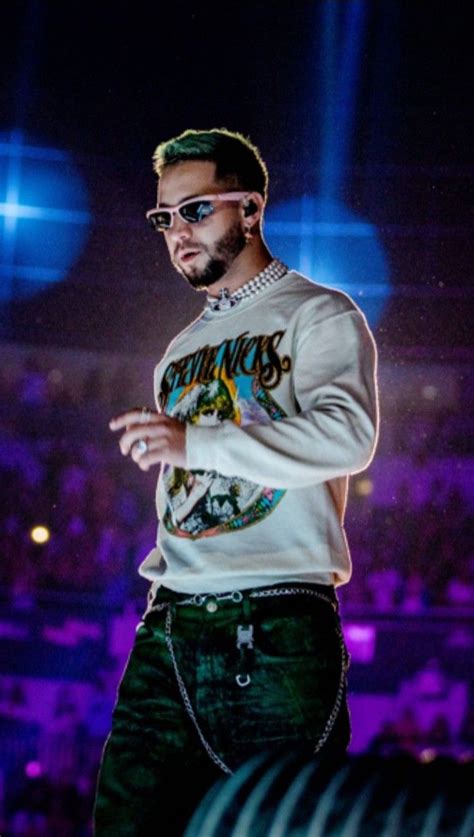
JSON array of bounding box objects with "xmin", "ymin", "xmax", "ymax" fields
[{"xmin": 173, "ymin": 222, "xmax": 247, "ymax": 290}]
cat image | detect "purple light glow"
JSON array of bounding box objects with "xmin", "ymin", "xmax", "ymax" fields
[
  {"xmin": 345, "ymin": 623, "xmax": 377, "ymax": 663},
  {"xmin": 25, "ymin": 760, "xmax": 42, "ymax": 779}
]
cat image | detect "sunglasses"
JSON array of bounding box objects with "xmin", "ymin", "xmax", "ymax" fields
[{"xmin": 146, "ymin": 191, "xmax": 248, "ymax": 232}]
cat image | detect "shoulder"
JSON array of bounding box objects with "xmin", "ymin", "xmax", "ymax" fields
[
  {"xmin": 276, "ymin": 272, "xmax": 376, "ymax": 365},
  {"xmin": 275, "ymin": 270, "xmax": 365, "ymax": 324}
]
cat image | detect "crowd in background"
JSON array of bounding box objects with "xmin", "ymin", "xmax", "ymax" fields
[
  {"xmin": 0, "ymin": 356, "xmax": 154, "ymax": 606},
  {"xmin": 0, "ymin": 355, "xmax": 473, "ymax": 835},
  {"xmin": 1, "ymin": 355, "xmax": 473, "ymax": 611},
  {"xmin": 0, "ymin": 679, "xmax": 110, "ymax": 836},
  {"xmin": 344, "ymin": 481, "xmax": 474, "ymax": 611}
]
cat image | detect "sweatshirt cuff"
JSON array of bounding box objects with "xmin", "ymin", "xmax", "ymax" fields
[{"xmin": 186, "ymin": 423, "xmax": 225, "ymax": 472}]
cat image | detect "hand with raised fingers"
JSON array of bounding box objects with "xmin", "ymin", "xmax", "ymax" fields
[{"xmin": 109, "ymin": 407, "xmax": 186, "ymax": 471}]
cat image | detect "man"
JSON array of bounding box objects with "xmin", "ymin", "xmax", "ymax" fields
[{"xmin": 94, "ymin": 128, "xmax": 378, "ymax": 835}]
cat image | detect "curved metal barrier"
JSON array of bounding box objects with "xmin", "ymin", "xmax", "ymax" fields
[{"xmin": 185, "ymin": 749, "xmax": 474, "ymax": 836}]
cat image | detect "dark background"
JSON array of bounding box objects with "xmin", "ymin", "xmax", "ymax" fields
[{"xmin": 1, "ymin": 0, "xmax": 473, "ymax": 359}]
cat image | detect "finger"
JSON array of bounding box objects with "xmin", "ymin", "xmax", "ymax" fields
[
  {"xmin": 129, "ymin": 439, "xmax": 149, "ymax": 462},
  {"xmin": 119, "ymin": 423, "xmax": 167, "ymax": 456},
  {"xmin": 109, "ymin": 411, "xmax": 143, "ymax": 431},
  {"xmin": 109, "ymin": 409, "xmax": 157, "ymax": 431},
  {"xmin": 134, "ymin": 448, "xmax": 166, "ymax": 471},
  {"xmin": 129, "ymin": 438, "xmax": 163, "ymax": 464}
]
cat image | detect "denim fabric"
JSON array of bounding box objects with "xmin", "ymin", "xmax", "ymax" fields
[{"xmin": 94, "ymin": 584, "xmax": 351, "ymax": 836}]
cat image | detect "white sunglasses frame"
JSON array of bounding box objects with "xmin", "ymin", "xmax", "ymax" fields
[{"xmin": 146, "ymin": 191, "xmax": 249, "ymax": 231}]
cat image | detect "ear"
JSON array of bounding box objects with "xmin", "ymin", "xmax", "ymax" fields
[{"xmin": 240, "ymin": 192, "xmax": 265, "ymax": 227}]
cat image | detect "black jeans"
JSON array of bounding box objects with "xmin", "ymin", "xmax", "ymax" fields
[{"xmin": 94, "ymin": 583, "xmax": 351, "ymax": 836}]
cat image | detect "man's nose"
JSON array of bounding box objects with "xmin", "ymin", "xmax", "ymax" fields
[{"xmin": 168, "ymin": 214, "xmax": 192, "ymax": 241}]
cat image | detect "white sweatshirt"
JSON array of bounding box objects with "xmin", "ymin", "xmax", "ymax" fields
[{"xmin": 139, "ymin": 270, "xmax": 379, "ymax": 593}]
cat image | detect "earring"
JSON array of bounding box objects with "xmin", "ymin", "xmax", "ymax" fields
[{"xmin": 244, "ymin": 225, "xmax": 253, "ymax": 244}]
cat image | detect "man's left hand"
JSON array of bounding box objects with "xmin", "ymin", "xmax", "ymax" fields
[{"xmin": 109, "ymin": 409, "xmax": 186, "ymax": 471}]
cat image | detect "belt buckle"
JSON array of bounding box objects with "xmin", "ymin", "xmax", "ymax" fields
[{"xmin": 236, "ymin": 624, "xmax": 254, "ymax": 650}]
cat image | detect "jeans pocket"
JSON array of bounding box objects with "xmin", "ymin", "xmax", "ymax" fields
[{"xmin": 256, "ymin": 610, "xmax": 341, "ymax": 660}]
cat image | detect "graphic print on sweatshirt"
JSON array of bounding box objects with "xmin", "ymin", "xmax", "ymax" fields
[{"xmin": 158, "ymin": 329, "xmax": 291, "ymax": 539}]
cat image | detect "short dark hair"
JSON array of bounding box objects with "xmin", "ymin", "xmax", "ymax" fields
[{"xmin": 152, "ymin": 128, "xmax": 269, "ymax": 201}]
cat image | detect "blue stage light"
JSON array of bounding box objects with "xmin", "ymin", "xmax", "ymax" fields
[
  {"xmin": 265, "ymin": 195, "xmax": 391, "ymax": 328},
  {"xmin": 269, "ymin": 2, "xmax": 391, "ymax": 327},
  {"xmin": 0, "ymin": 129, "xmax": 91, "ymax": 301}
]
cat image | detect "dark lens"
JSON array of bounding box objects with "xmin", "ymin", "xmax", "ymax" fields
[
  {"xmin": 147, "ymin": 211, "xmax": 171, "ymax": 231},
  {"xmin": 180, "ymin": 200, "xmax": 214, "ymax": 223}
]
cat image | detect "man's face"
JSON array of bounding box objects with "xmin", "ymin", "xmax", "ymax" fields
[{"xmin": 157, "ymin": 160, "xmax": 247, "ymax": 290}]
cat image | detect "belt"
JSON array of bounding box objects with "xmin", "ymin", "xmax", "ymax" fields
[{"xmin": 148, "ymin": 582, "xmax": 337, "ymax": 616}]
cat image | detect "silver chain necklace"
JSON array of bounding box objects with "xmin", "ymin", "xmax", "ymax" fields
[{"xmin": 205, "ymin": 258, "xmax": 289, "ymax": 312}]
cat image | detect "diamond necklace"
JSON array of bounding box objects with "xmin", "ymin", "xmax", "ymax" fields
[{"xmin": 205, "ymin": 258, "xmax": 289, "ymax": 312}]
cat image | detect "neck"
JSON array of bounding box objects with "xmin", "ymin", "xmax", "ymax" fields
[{"xmin": 207, "ymin": 239, "xmax": 273, "ymax": 297}]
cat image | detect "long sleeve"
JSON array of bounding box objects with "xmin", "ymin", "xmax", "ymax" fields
[{"xmin": 185, "ymin": 306, "xmax": 379, "ymax": 490}]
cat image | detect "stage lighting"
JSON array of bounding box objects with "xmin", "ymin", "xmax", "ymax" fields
[
  {"xmin": 0, "ymin": 128, "xmax": 90, "ymax": 301},
  {"xmin": 30, "ymin": 525, "xmax": 50, "ymax": 544},
  {"xmin": 265, "ymin": 196, "xmax": 391, "ymax": 329}
]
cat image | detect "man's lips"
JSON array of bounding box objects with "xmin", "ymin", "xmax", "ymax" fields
[{"xmin": 177, "ymin": 248, "xmax": 200, "ymax": 263}]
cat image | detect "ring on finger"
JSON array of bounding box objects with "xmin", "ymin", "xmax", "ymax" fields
[
  {"xmin": 134, "ymin": 439, "xmax": 148, "ymax": 454},
  {"xmin": 139, "ymin": 407, "xmax": 152, "ymax": 424}
]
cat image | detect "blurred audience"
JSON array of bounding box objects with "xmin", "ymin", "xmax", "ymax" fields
[
  {"xmin": 0, "ymin": 356, "xmax": 473, "ymax": 835},
  {"xmin": 0, "ymin": 356, "xmax": 473, "ymax": 608}
]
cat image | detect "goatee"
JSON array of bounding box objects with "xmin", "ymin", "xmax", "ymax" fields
[{"xmin": 176, "ymin": 223, "xmax": 247, "ymax": 290}]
